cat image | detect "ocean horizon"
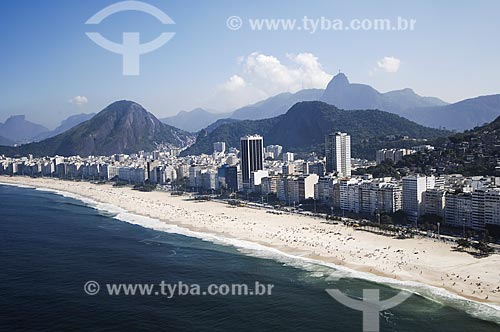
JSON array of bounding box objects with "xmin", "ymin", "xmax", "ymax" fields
[{"xmin": 1, "ymin": 183, "xmax": 499, "ymax": 331}]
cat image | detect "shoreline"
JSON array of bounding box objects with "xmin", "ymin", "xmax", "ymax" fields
[{"xmin": 1, "ymin": 176, "xmax": 500, "ymax": 314}]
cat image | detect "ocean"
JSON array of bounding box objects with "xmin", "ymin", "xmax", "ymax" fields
[{"xmin": 0, "ymin": 183, "xmax": 499, "ymax": 331}]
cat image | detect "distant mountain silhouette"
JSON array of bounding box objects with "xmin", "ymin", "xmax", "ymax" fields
[
  {"xmin": 164, "ymin": 73, "xmax": 480, "ymax": 133},
  {"xmin": 401, "ymin": 94, "xmax": 500, "ymax": 131},
  {"xmin": 320, "ymin": 73, "xmax": 500, "ymax": 131},
  {"xmin": 161, "ymin": 108, "xmax": 231, "ymax": 133},
  {"xmin": 204, "ymin": 118, "xmax": 241, "ymax": 133},
  {"xmin": 33, "ymin": 113, "xmax": 96, "ymax": 141},
  {"xmin": 230, "ymin": 89, "xmax": 324, "ymax": 120},
  {"xmin": 0, "ymin": 135, "xmax": 14, "ymax": 146},
  {"xmin": 0, "ymin": 101, "xmax": 194, "ymax": 157},
  {"xmin": 320, "ymin": 73, "xmax": 448, "ymax": 114},
  {"xmin": 0, "ymin": 115, "xmax": 49, "ymax": 143},
  {"xmin": 182, "ymin": 101, "xmax": 449, "ymax": 159},
  {"xmin": 160, "ymin": 89, "xmax": 323, "ymax": 132}
]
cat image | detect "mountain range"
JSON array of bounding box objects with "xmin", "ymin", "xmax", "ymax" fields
[
  {"xmin": 400, "ymin": 94, "xmax": 500, "ymax": 131},
  {"xmin": 161, "ymin": 89, "xmax": 323, "ymax": 132},
  {"xmin": 1, "ymin": 73, "xmax": 499, "ymax": 155},
  {"xmin": 0, "ymin": 101, "xmax": 194, "ymax": 157},
  {"xmin": 0, "ymin": 113, "xmax": 96, "ymax": 145},
  {"xmin": 230, "ymin": 89, "xmax": 324, "ymax": 121},
  {"xmin": 161, "ymin": 108, "xmax": 229, "ymax": 133},
  {"xmin": 0, "ymin": 135, "xmax": 14, "ymax": 146},
  {"xmin": 3, "ymin": 74, "xmax": 499, "ymax": 141},
  {"xmin": 319, "ymin": 73, "xmax": 448, "ymax": 113},
  {"xmin": 0, "ymin": 115, "xmax": 49, "ymax": 144},
  {"xmin": 32, "ymin": 113, "xmax": 96, "ymax": 142},
  {"xmin": 182, "ymin": 101, "xmax": 450, "ymax": 159},
  {"xmin": 162, "ymin": 73, "xmax": 500, "ymax": 132},
  {"xmin": 320, "ymin": 74, "xmax": 500, "ymax": 131}
]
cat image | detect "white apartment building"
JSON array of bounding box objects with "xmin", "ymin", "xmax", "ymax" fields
[
  {"xmin": 201, "ymin": 169, "xmax": 218, "ymax": 191},
  {"xmin": 377, "ymin": 182, "xmax": 402, "ymax": 214},
  {"xmin": 423, "ymin": 189, "xmax": 446, "ymax": 218},
  {"xmin": 266, "ymin": 145, "xmax": 282, "ymax": 159},
  {"xmin": 445, "ymin": 192, "xmax": 472, "ymax": 228},
  {"xmin": 339, "ymin": 178, "xmax": 360, "ymax": 213},
  {"xmin": 251, "ymin": 170, "xmax": 269, "ymax": 188},
  {"xmin": 325, "ymin": 132, "xmax": 351, "ymax": 177},
  {"xmin": 189, "ymin": 165, "xmax": 202, "ymax": 188},
  {"xmin": 473, "ymin": 188, "xmax": 500, "ymax": 229},
  {"xmin": 277, "ymin": 176, "xmax": 301, "ymax": 205},
  {"xmin": 298, "ymin": 174, "xmax": 319, "ymax": 201},
  {"xmin": 261, "ymin": 176, "xmax": 278, "ymax": 195},
  {"xmin": 314, "ymin": 176, "xmax": 337, "ymax": 205},
  {"xmin": 402, "ymin": 175, "xmax": 435, "ymax": 223},
  {"xmin": 283, "ymin": 152, "xmax": 294, "ymax": 163},
  {"xmin": 213, "ymin": 142, "xmax": 226, "ymax": 154},
  {"xmin": 376, "ymin": 148, "xmax": 414, "ymax": 165}
]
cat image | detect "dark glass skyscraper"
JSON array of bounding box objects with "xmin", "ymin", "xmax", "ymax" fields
[{"xmin": 240, "ymin": 135, "xmax": 264, "ymax": 184}]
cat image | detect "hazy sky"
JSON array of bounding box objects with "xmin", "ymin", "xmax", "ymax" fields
[{"xmin": 1, "ymin": 0, "xmax": 499, "ymax": 128}]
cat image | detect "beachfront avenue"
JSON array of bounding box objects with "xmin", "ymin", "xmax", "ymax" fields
[{"xmin": 84, "ymin": 280, "xmax": 274, "ymax": 298}]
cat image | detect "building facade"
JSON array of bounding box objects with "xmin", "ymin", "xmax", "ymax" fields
[
  {"xmin": 240, "ymin": 135, "xmax": 264, "ymax": 185},
  {"xmin": 325, "ymin": 132, "xmax": 351, "ymax": 177}
]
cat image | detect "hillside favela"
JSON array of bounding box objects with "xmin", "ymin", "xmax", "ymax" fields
[{"xmin": 1, "ymin": 1, "xmax": 499, "ymax": 331}]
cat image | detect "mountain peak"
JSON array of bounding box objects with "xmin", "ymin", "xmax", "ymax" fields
[
  {"xmin": 0, "ymin": 114, "xmax": 49, "ymax": 143},
  {"xmin": 104, "ymin": 100, "xmax": 144, "ymax": 111},
  {"xmin": 0, "ymin": 100, "xmax": 194, "ymax": 156},
  {"xmin": 400, "ymin": 88, "xmax": 416, "ymax": 94},
  {"xmin": 328, "ymin": 72, "xmax": 350, "ymax": 87},
  {"xmin": 5, "ymin": 115, "xmax": 27, "ymax": 123}
]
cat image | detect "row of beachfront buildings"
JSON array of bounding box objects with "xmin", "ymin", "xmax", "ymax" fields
[{"xmin": 1, "ymin": 133, "xmax": 499, "ymax": 231}]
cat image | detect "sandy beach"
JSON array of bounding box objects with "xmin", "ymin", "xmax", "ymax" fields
[{"xmin": 1, "ymin": 176, "xmax": 500, "ymax": 306}]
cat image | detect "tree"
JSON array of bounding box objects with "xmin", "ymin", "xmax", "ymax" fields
[
  {"xmin": 380, "ymin": 214, "xmax": 393, "ymax": 225},
  {"xmin": 392, "ymin": 210, "xmax": 409, "ymax": 225},
  {"xmin": 456, "ymin": 238, "xmax": 471, "ymax": 251}
]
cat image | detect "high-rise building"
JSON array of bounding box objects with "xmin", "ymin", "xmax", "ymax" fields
[
  {"xmin": 377, "ymin": 182, "xmax": 402, "ymax": 214},
  {"xmin": 261, "ymin": 176, "xmax": 279, "ymax": 195},
  {"xmin": 423, "ymin": 189, "xmax": 446, "ymax": 218},
  {"xmin": 376, "ymin": 148, "xmax": 415, "ymax": 165},
  {"xmin": 298, "ymin": 174, "xmax": 319, "ymax": 201},
  {"xmin": 189, "ymin": 165, "xmax": 202, "ymax": 189},
  {"xmin": 402, "ymin": 175, "xmax": 435, "ymax": 223},
  {"xmin": 283, "ymin": 152, "xmax": 294, "ymax": 163},
  {"xmin": 309, "ymin": 162, "xmax": 325, "ymax": 176},
  {"xmin": 445, "ymin": 192, "xmax": 472, "ymax": 228},
  {"xmin": 266, "ymin": 145, "xmax": 282, "ymax": 159},
  {"xmin": 314, "ymin": 176, "xmax": 337, "ymax": 205},
  {"xmin": 201, "ymin": 169, "xmax": 218, "ymax": 191},
  {"xmin": 472, "ymin": 188, "xmax": 500, "ymax": 229},
  {"xmin": 325, "ymin": 132, "xmax": 351, "ymax": 177},
  {"xmin": 339, "ymin": 178, "xmax": 360, "ymax": 213},
  {"xmin": 240, "ymin": 135, "xmax": 264, "ymax": 185},
  {"xmin": 213, "ymin": 142, "xmax": 226, "ymax": 154}
]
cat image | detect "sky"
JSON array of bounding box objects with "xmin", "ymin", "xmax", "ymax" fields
[{"xmin": 1, "ymin": 0, "xmax": 499, "ymax": 128}]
